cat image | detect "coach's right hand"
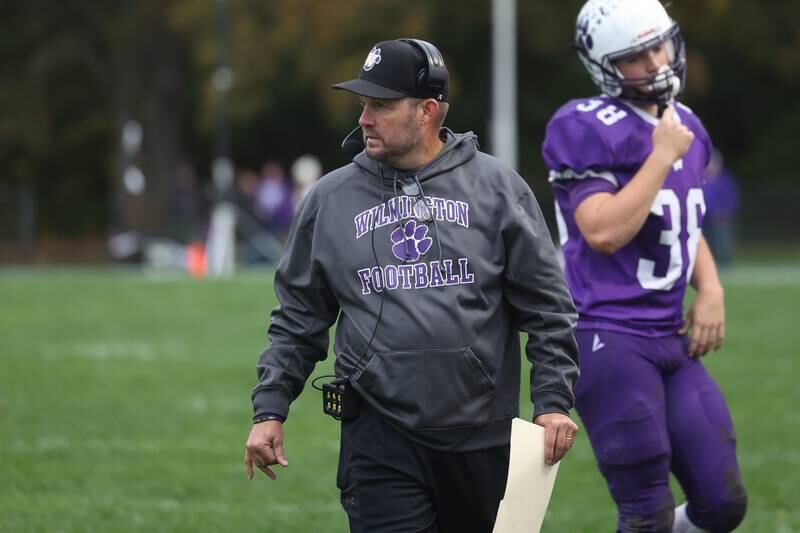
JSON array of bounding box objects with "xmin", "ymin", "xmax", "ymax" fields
[{"xmin": 245, "ymin": 421, "xmax": 289, "ymax": 480}]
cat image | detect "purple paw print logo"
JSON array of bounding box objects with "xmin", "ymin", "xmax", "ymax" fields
[{"xmin": 391, "ymin": 220, "xmax": 433, "ymax": 262}]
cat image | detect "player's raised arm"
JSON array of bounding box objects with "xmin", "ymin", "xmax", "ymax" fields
[{"xmin": 574, "ymin": 108, "xmax": 694, "ymax": 255}]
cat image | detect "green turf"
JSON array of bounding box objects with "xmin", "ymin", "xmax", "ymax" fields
[{"xmin": 1, "ymin": 267, "xmax": 798, "ymax": 532}]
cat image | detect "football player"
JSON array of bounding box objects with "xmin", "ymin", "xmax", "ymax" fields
[{"xmin": 542, "ymin": 0, "xmax": 748, "ymax": 531}]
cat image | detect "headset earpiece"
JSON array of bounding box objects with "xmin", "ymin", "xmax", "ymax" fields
[{"xmin": 400, "ymin": 38, "xmax": 448, "ymax": 100}]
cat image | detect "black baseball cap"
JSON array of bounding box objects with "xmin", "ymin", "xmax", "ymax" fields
[{"xmin": 332, "ymin": 39, "xmax": 449, "ymax": 102}]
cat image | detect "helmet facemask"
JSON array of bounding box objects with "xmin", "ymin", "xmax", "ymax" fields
[{"xmin": 608, "ymin": 24, "xmax": 686, "ymax": 108}]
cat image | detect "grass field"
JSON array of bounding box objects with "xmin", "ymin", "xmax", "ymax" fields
[{"xmin": 1, "ymin": 266, "xmax": 798, "ymax": 532}]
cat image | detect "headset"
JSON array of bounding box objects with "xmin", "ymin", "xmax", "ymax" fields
[{"xmin": 399, "ymin": 38, "xmax": 448, "ymax": 100}]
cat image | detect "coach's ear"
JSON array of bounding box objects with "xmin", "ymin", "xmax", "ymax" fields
[{"xmin": 417, "ymin": 98, "xmax": 442, "ymax": 128}]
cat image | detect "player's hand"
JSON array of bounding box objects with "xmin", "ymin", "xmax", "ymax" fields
[
  {"xmin": 679, "ymin": 284, "xmax": 725, "ymax": 358},
  {"xmin": 533, "ymin": 412, "xmax": 579, "ymax": 466},
  {"xmin": 651, "ymin": 106, "xmax": 694, "ymax": 165},
  {"xmin": 245, "ymin": 420, "xmax": 289, "ymax": 480}
]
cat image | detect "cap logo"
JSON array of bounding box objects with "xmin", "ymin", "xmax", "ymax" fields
[{"xmin": 363, "ymin": 47, "xmax": 382, "ymax": 71}]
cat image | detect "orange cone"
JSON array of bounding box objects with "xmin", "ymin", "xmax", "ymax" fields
[{"xmin": 186, "ymin": 242, "xmax": 207, "ymax": 279}]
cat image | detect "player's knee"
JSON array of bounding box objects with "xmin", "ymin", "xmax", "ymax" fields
[
  {"xmin": 716, "ymin": 493, "xmax": 748, "ymax": 531},
  {"xmin": 597, "ymin": 434, "xmax": 669, "ymax": 469},
  {"xmin": 694, "ymin": 488, "xmax": 748, "ymax": 532},
  {"xmin": 618, "ymin": 505, "xmax": 674, "ymax": 533}
]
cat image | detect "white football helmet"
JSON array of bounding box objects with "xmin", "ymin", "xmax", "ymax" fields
[{"xmin": 574, "ymin": 0, "xmax": 686, "ymax": 105}]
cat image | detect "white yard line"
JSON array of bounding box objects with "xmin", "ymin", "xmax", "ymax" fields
[
  {"xmin": 39, "ymin": 340, "xmax": 187, "ymax": 361},
  {"xmin": 40, "ymin": 341, "xmax": 156, "ymax": 360}
]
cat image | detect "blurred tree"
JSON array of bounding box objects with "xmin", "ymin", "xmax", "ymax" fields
[
  {"xmin": 106, "ymin": 2, "xmax": 195, "ymax": 235},
  {"xmin": 0, "ymin": 0, "xmax": 797, "ymax": 250},
  {"xmin": 0, "ymin": 1, "xmax": 195, "ymax": 241},
  {"xmin": 169, "ymin": 0, "xmax": 439, "ymax": 173},
  {"xmin": 0, "ymin": 2, "xmax": 111, "ymax": 239}
]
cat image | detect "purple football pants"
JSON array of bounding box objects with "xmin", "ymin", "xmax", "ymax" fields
[{"xmin": 574, "ymin": 330, "xmax": 747, "ymax": 532}]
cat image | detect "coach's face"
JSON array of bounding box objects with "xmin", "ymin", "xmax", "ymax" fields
[{"xmin": 358, "ymin": 96, "xmax": 422, "ymax": 168}]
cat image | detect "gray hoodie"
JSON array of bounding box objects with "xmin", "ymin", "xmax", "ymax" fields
[{"xmin": 252, "ymin": 130, "xmax": 579, "ymax": 451}]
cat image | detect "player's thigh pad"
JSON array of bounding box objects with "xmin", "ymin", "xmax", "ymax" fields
[{"xmin": 574, "ymin": 330, "xmax": 671, "ymax": 467}]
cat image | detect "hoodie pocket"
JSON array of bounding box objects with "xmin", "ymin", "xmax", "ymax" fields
[{"xmin": 353, "ymin": 346, "xmax": 495, "ymax": 431}]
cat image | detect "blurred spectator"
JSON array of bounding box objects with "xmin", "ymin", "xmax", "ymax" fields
[
  {"xmin": 234, "ymin": 167, "xmax": 260, "ymax": 217},
  {"xmin": 703, "ymin": 150, "xmax": 740, "ymax": 267},
  {"xmin": 290, "ymin": 154, "xmax": 323, "ymax": 212},
  {"xmin": 166, "ymin": 164, "xmax": 206, "ymax": 244},
  {"xmin": 254, "ymin": 160, "xmax": 294, "ymax": 242},
  {"xmin": 233, "ymin": 167, "xmax": 264, "ymax": 265}
]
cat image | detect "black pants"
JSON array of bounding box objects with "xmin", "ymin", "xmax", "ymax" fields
[{"xmin": 337, "ymin": 404, "xmax": 510, "ymax": 533}]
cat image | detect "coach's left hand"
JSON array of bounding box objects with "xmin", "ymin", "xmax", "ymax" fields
[{"xmin": 534, "ymin": 412, "xmax": 578, "ymax": 465}]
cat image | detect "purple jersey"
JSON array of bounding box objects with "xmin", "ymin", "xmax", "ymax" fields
[{"xmin": 542, "ymin": 96, "xmax": 713, "ymax": 336}]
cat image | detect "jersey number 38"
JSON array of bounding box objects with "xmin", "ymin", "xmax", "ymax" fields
[{"xmin": 556, "ymin": 188, "xmax": 706, "ymax": 291}]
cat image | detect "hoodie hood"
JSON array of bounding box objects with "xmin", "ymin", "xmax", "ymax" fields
[{"xmin": 353, "ymin": 128, "xmax": 479, "ymax": 184}]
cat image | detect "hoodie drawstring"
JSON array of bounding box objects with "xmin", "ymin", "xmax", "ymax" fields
[
  {"xmin": 391, "ymin": 170, "xmax": 408, "ymax": 261},
  {"xmin": 412, "ymin": 174, "xmax": 446, "ymax": 275}
]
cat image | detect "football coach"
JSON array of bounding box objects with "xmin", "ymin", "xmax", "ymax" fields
[{"xmin": 245, "ymin": 37, "xmax": 580, "ymax": 533}]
